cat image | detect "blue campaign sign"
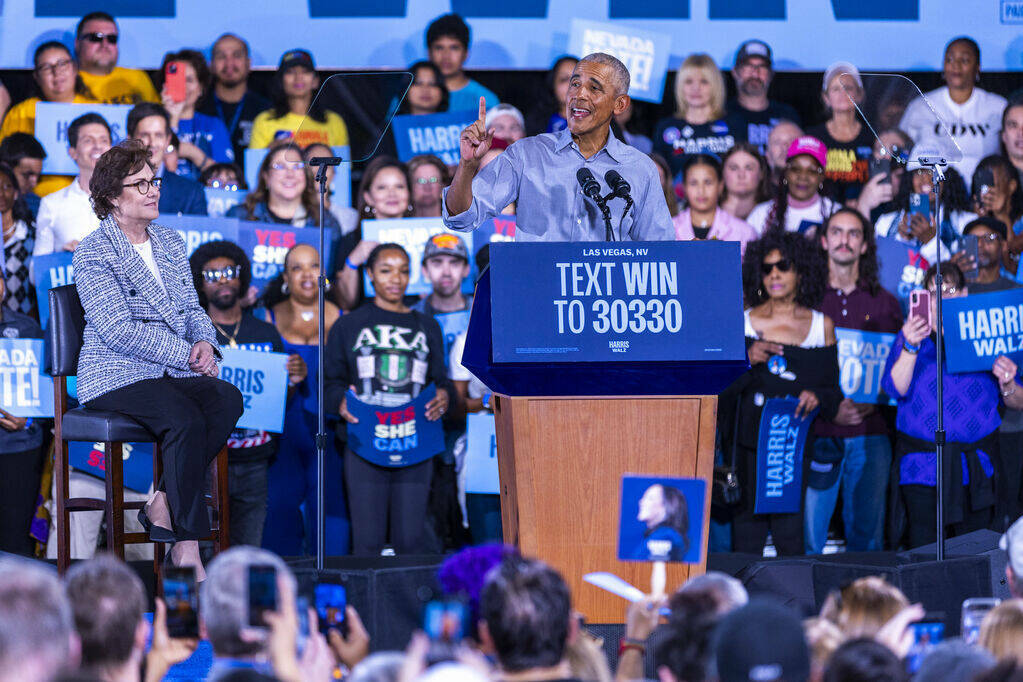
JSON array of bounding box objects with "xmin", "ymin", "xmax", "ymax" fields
[
  {"xmin": 568, "ymin": 19, "xmax": 672, "ymax": 103},
  {"xmin": 488, "ymin": 241, "xmax": 744, "ymax": 364},
  {"xmin": 219, "ymin": 349, "xmax": 289, "ymax": 433},
  {"xmin": 942, "ymin": 288, "xmax": 1023, "ymax": 373},
  {"xmin": 34, "ymin": 103, "xmax": 131, "ymax": 175},
  {"xmin": 434, "ymin": 310, "xmax": 472, "ymax": 367},
  {"xmin": 465, "ymin": 412, "xmax": 499, "ymax": 494},
  {"xmin": 234, "ymin": 223, "xmax": 332, "ymax": 292},
  {"xmin": 204, "ymin": 187, "xmax": 243, "ymax": 218},
  {"xmin": 32, "ymin": 251, "xmax": 74, "ymax": 330},
  {"xmin": 617, "ymin": 474, "xmax": 705, "ymax": 563},
  {"xmin": 876, "ymin": 236, "xmax": 929, "ymax": 315},
  {"xmin": 390, "ymin": 111, "xmax": 477, "ymax": 166},
  {"xmin": 361, "ymin": 218, "xmax": 475, "ymax": 297},
  {"xmin": 345, "ymin": 384, "xmax": 445, "ymax": 467},
  {"xmin": 0, "ymin": 339, "xmax": 53, "ymax": 417},
  {"xmin": 836, "ymin": 328, "xmax": 897, "ymax": 404},
  {"xmin": 472, "ymin": 215, "xmax": 516, "ymax": 255},
  {"xmin": 68, "ymin": 441, "xmax": 154, "ymax": 494},
  {"xmin": 754, "ymin": 398, "xmax": 817, "ymax": 514},
  {"xmin": 157, "ymin": 214, "xmax": 240, "ymax": 258}
]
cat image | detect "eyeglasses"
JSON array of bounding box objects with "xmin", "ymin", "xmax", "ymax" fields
[
  {"xmin": 970, "ymin": 232, "xmax": 1002, "ymax": 243},
  {"xmin": 202, "ymin": 266, "xmax": 241, "ymax": 283},
  {"xmin": 415, "ymin": 176, "xmax": 441, "ymax": 185},
  {"xmin": 928, "ymin": 285, "xmax": 959, "ymax": 296},
  {"xmin": 761, "ymin": 258, "xmax": 793, "ymax": 275},
  {"xmin": 271, "ymin": 162, "xmax": 305, "ymax": 172},
  {"xmin": 122, "ymin": 177, "xmax": 162, "ymax": 194},
  {"xmin": 35, "ymin": 58, "xmax": 73, "ymax": 77},
  {"xmin": 208, "ymin": 180, "xmax": 239, "ymax": 191},
  {"xmin": 81, "ymin": 32, "xmax": 118, "ymax": 45}
]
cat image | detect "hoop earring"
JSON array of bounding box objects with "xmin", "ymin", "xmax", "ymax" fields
[
  {"xmin": 819, "ymin": 183, "xmax": 824, "ymax": 191},
  {"xmin": 782, "ymin": 178, "xmax": 788, "ymax": 186},
  {"xmin": 757, "ymin": 287, "xmax": 764, "ymax": 298},
  {"xmin": 281, "ymin": 281, "xmax": 289, "ymax": 295}
]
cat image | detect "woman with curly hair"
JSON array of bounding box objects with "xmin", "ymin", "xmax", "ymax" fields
[{"xmin": 720, "ymin": 230, "xmax": 842, "ymax": 555}]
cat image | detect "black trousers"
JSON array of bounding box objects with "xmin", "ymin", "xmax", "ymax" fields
[
  {"xmin": 731, "ymin": 445, "xmax": 806, "ymax": 556},
  {"xmin": 343, "ymin": 447, "xmax": 432, "ymax": 555},
  {"xmin": 902, "ymin": 484, "xmax": 993, "ymax": 548},
  {"xmin": 0, "ymin": 445, "xmax": 45, "ymax": 555},
  {"xmin": 997, "ymin": 430, "xmax": 1023, "ymax": 530},
  {"xmin": 87, "ymin": 376, "xmax": 243, "ymax": 541},
  {"xmin": 229, "ymin": 458, "xmax": 269, "ymax": 547}
]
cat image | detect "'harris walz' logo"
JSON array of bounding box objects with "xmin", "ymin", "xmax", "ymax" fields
[{"xmin": 609, "ymin": 340, "xmax": 630, "ymax": 353}]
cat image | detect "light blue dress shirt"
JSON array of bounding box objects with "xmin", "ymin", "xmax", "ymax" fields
[{"xmin": 442, "ymin": 127, "xmax": 675, "ymax": 242}]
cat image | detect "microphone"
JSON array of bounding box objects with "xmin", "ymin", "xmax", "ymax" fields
[
  {"xmin": 576, "ymin": 167, "xmax": 614, "ymax": 241},
  {"xmin": 576, "ymin": 167, "xmax": 602, "ymax": 201},
  {"xmin": 604, "ymin": 170, "xmax": 632, "ymax": 201}
]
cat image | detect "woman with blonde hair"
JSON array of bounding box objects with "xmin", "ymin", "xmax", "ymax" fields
[
  {"xmin": 653, "ymin": 53, "xmax": 740, "ymax": 195},
  {"xmin": 819, "ymin": 576, "xmax": 909, "ymax": 639},
  {"xmin": 980, "ymin": 600, "xmax": 1023, "ymax": 662}
]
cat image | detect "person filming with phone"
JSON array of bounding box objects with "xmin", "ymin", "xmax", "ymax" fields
[
  {"xmin": 882, "ymin": 262, "xmax": 1023, "ymax": 548},
  {"xmin": 443, "ymin": 52, "xmax": 674, "ymax": 241}
]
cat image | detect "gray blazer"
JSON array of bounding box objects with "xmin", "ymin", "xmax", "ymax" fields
[{"xmin": 73, "ymin": 215, "xmax": 220, "ymax": 404}]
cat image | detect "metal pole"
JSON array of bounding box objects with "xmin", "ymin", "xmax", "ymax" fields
[{"xmin": 930, "ymin": 163, "xmax": 947, "ymax": 562}]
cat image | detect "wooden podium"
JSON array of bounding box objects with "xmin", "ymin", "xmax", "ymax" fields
[{"xmin": 463, "ymin": 242, "xmax": 747, "ymax": 623}]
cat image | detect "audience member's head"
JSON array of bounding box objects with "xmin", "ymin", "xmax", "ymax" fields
[
  {"xmin": 271, "ymin": 49, "xmax": 321, "ymax": 120},
  {"xmin": 819, "ymin": 576, "xmax": 909, "ymax": 639},
  {"xmin": 243, "ymin": 141, "xmax": 318, "ymax": 219},
  {"xmin": 732, "ymin": 39, "xmax": 774, "ymax": 103},
  {"xmin": 821, "ymin": 638, "xmax": 907, "ymax": 682},
  {"xmin": 923, "ymin": 260, "xmax": 967, "ymax": 296},
  {"xmin": 980, "ymin": 599, "xmax": 1023, "ymax": 663},
  {"xmin": 913, "ymin": 639, "xmax": 995, "ymax": 682},
  {"xmin": 714, "ymin": 598, "xmax": 810, "ymax": 682},
  {"xmin": 1002, "ymin": 516, "xmax": 1023, "ymax": 598},
  {"xmin": 200, "ymin": 546, "xmax": 296, "ymax": 658},
  {"xmin": 479, "ymin": 557, "xmax": 573, "ymax": 674},
  {"xmin": 67, "ymin": 112, "xmax": 113, "ymax": 177},
  {"xmin": 1002, "ymin": 102, "xmax": 1023, "ymax": 168},
  {"xmin": 210, "ymin": 33, "xmax": 252, "ymax": 91},
  {"xmin": 403, "ymin": 61, "xmax": 449, "ymax": 115},
  {"xmin": 548, "ymin": 55, "xmax": 579, "ymax": 116},
  {"xmin": 357, "ymin": 155, "xmax": 412, "ymax": 221},
  {"xmin": 33, "ymin": 41, "xmax": 87, "ymax": 102},
  {"xmin": 200, "ymin": 162, "xmax": 244, "ymax": 190},
  {"xmin": 943, "ymin": 36, "xmax": 981, "ymax": 93},
  {"xmin": 675, "ymin": 53, "xmax": 726, "ymax": 120},
  {"xmin": 438, "ymin": 544, "xmax": 517, "ymax": 641},
  {"xmin": 0, "ymin": 556, "xmax": 79, "ymax": 682},
  {"xmin": 75, "ymin": 11, "xmax": 119, "ymax": 75},
  {"xmin": 721, "ymin": 143, "xmax": 770, "ymax": 205},
  {"xmin": 680, "ymin": 571, "xmax": 748, "ymax": 615},
  {"xmin": 159, "ymin": 49, "xmax": 211, "ymax": 110},
  {"xmin": 486, "ymin": 103, "xmax": 526, "ymax": 144},
  {"xmin": 0, "ymin": 133, "xmax": 46, "ymax": 195},
  {"xmin": 189, "ymin": 239, "xmax": 251, "ymax": 310},
  {"xmin": 407, "ymin": 154, "xmax": 450, "ymax": 217},
  {"xmin": 821, "ymin": 61, "xmax": 862, "ymax": 118},
  {"xmin": 820, "ymin": 208, "xmax": 883, "ymax": 295},
  {"xmin": 127, "ymin": 102, "xmax": 173, "ymax": 170},
  {"xmin": 348, "ymin": 651, "xmax": 405, "ymax": 682},
  {"xmin": 653, "ymin": 590, "xmax": 721, "ymax": 682},
  {"xmin": 742, "ymin": 228, "xmax": 828, "ymax": 309},
  {"xmin": 973, "ymin": 153, "xmax": 1023, "ymax": 223},
  {"xmin": 64, "ymin": 554, "xmax": 148, "ymax": 674},
  {"xmin": 427, "ymin": 14, "xmax": 471, "ymax": 79},
  {"xmin": 767, "ymin": 120, "xmax": 803, "ymax": 173}
]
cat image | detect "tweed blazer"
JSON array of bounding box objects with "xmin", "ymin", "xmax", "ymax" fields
[{"xmin": 73, "ymin": 215, "xmax": 220, "ymax": 403}]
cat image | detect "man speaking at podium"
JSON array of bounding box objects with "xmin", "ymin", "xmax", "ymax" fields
[{"xmin": 443, "ymin": 53, "xmax": 674, "ymax": 242}]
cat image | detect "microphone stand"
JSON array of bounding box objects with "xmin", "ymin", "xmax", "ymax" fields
[
  {"xmin": 596, "ymin": 196, "xmax": 614, "ymax": 242},
  {"xmin": 918, "ymin": 154, "xmax": 947, "ymax": 562},
  {"xmin": 310, "ymin": 154, "xmax": 342, "ymax": 572}
]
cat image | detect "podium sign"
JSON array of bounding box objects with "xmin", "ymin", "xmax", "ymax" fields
[{"xmin": 489, "ymin": 241, "xmax": 745, "ymax": 364}]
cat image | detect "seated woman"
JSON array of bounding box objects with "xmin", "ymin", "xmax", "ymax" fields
[
  {"xmin": 725, "ymin": 229, "xmax": 842, "ymax": 555},
  {"xmin": 227, "ymin": 141, "xmax": 340, "ymax": 229},
  {"xmin": 73, "ymin": 140, "xmax": 243, "ymax": 578},
  {"xmin": 881, "ymin": 262, "xmax": 1023, "ymax": 547}
]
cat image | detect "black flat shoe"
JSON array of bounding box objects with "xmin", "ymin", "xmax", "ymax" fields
[{"xmin": 138, "ymin": 507, "xmax": 177, "ymax": 543}]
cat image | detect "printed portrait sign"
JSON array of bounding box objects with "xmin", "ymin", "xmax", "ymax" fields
[{"xmin": 617, "ymin": 474, "xmax": 706, "ymax": 563}]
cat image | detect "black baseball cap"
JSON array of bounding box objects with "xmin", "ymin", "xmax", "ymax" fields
[
  {"xmin": 279, "ymin": 49, "xmax": 315, "ymax": 72},
  {"xmin": 735, "ymin": 39, "xmax": 773, "ymax": 68},
  {"xmin": 964, "ymin": 216, "xmax": 1008, "ymax": 241},
  {"xmin": 715, "ymin": 599, "xmax": 810, "ymax": 682}
]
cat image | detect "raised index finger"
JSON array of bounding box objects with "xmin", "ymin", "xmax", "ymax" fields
[{"xmin": 478, "ymin": 96, "xmax": 486, "ymax": 123}]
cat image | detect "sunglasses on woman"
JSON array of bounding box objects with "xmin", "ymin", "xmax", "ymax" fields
[{"xmin": 761, "ymin": 258, "xmax": 793, "ymax": 275}]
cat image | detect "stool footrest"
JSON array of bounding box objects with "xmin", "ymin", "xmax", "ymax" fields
[{"xmin": 66, "ymin": 498, "xmax": 107, "ymax": 511}]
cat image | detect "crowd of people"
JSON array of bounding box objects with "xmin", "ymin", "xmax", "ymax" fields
[
  {"xmin": 0, "ymin": 1, "xmax": 1021, "ymax": 587},
  {"xmin": 9, "ymin": 528, "xmax": 1023, "ymax": 681}
]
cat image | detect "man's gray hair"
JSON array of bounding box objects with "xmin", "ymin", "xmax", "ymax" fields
[
  {"xmin": 578, "ymin": 53, "xmax": 631, "ymax": 96},
  {"xmin": 349, "ymin": 651, "xmax": 406, "ymax": 682},
  {"xmin": 0, "ymin": 556, "xmax": 76, "ymax": 682},
  {"xmin": 680, "ymin": 571, "xmax": 748, "ymax": 614},
  {"xmin": 200, "ymin": 546, "xmax": 296, "ymax": 658}
]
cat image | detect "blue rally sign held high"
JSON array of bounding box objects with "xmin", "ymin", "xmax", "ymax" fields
[
  {"xmin": 0, "ymin": 339, "xmax": 54, "ymax": 417},
  {"xmin": 488, "ymin": 241, "xmax": 744, "ymax": 364},
  {"xmin": 391, "ymin": 111, "xmax": 478, "ymax": 166},
  {"xmin": 943, "ymin": 288, "xmax": 1023, "ymax": 373},
  {"xmin": 754, "ymin": 397, "xmax": 817, "ymax": 514},
  {"xmin": 345, "ymin": 385, "xmax": 445, "ymax": 467}
]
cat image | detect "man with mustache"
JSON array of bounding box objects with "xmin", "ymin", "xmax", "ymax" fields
[
  {"xmin": 728, "ymin": 40, "xmax": 801, "ymax": 155},
  {"xmin": 444, "ymin": 53, "xmax": 673, "ymax": 241},
  {"xmin": 804, "ymin": 208, "xmax": 903, "ymax": 554}
]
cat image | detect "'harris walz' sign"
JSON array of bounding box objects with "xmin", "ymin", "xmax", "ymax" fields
[{"xmin": 943, "ymin": 288, "xmax": 1023, "ymax": 373}]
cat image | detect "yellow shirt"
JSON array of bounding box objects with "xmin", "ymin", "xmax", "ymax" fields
[
  {"xmin": 248, "ymin": 110, "xmax": 349, "ymax": 149},
  {"xmin": 79, "ymin": 67, "xmax": 159, "ymax": 104},
  {"xmin": 0, "ymin": 94, "xmax": 97, "ymax": 197}
]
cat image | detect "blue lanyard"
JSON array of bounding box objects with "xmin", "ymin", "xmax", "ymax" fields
[{"xmin": 215, "ymin": 93, "xmax": 246, "ymax": 138}]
